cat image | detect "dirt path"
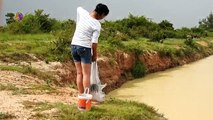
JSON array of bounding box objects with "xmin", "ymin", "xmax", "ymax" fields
[{"xmin": 0, "ymin": 70, "xmax": 78, "ymax": 120}]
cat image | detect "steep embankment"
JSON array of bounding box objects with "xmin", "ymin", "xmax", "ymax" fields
[{"xmin": 61, "ymin": 40, "xmax": 213, "ymax": 93}]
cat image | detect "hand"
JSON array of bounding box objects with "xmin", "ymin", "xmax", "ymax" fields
[{"xmin": 92, "ymin": 55, "xmax": 97, "ymax": 62}]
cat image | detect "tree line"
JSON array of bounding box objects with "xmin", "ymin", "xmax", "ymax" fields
[{"xmin": 2, "ymin": 10, "xmax": 213, "ymax": 42}]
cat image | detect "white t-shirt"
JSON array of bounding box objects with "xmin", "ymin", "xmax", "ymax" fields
[{"xmin": 71, "ymin": 7, "xmax": 101, "ymax": 48}]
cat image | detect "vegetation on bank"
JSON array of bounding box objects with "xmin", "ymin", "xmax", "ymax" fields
[
  {"xmin": 1, "ymin": 10, "xmax": 213, "ymax": 62},
  {"xmin": 0, "ymin": 32, "xmax": 213, "ymax": 61}
]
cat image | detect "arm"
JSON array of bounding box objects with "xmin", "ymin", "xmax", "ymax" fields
[
  {"xmin": 92, "ymin": 43, "xmax": 98, "ymax": 62},
  {"xmin": 91, "ymin": 27, "xmax": 101, "ymax": 62}
]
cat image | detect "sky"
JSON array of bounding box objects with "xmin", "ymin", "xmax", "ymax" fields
[{"xmin": 1, "ymin": 0, "xmax": 213, "ymax": 28}]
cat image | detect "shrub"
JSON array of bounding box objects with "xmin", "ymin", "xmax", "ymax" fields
[
  {"xmin": 7, "ymin": 14, "xmax": 40, "ymax": 34},
  {"xmin": 106, "ymin": 38, "xmax": 124, "ymax": 48},
  {"xmin": 5, "ymin": 13, "xmax": 15, "ymax": 24},
  {"xmin": 5, "ymin": 10, "xmax": 74, "ymax": 34},
  {"xmin": 184, "ymin": 35, "xmax": 195, "ymax": 47},
  {"xmin": 132, "ymin": 61, "xmax": 146, "ymax": 78},
  {"xmin": 21, "ymin": 14, "xmax": 41, "ymax": 33},
  {"xmin": 158, "ymin": 20, "xmax": 174, "ymax": 30},
  {"xmin": 51, "ymin": 26, "xmax": 75, "ymax": 61},
  {"xmin": 162, "ymin": 30, "xmax": 176, "ymax": 38},
  {"xmin": 199, "ymin": 12, "xmax": 213, "ymax": 32},
  {"xmin": 125, "ymin": 42, "xmax": 144, "ymax": 55},
  {"xmin": 149, "ymin": 31, "xmax": 165, "ymax": 42},
  {"xmin": 175, "ymin": 49, "xmax": 185, "ymax": 57},
  {"xmin": 182, "ymin": 46, "xmax": 196, "ymax": 56},
  {"xmin": 157, "ymin": 46, "xmax": 176, "ymax": 58}
]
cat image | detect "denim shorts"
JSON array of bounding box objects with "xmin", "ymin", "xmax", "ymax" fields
[{"xmin": 71, "ymin": 45, "xmax": 92, "ymax": 64}]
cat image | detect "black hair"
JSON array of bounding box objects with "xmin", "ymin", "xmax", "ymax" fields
[{"xmin": 95, "ymin": 3, "xmax": 109, "ymax": 16}]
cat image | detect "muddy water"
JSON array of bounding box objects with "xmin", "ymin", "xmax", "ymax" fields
[{"xmin": 109, "ymin": 56, "xmax": 213, "ymax": 120}]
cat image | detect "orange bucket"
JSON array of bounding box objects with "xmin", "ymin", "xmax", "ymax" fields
[{"xmin": 78, "ymin": 88, "xmax": 92, "ymax": 111}]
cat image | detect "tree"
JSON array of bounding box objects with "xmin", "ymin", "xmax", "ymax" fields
[
  {"xmin": 199, "ymin": 12, "xmax": 213, "ymax": 31},
  {"xmin": 34, "ymin": 9, "xmax": 52, "ymax": 32},
  {"xmin": 5, "ymin": 13, "xmax": 15, "ymax": 24},
  {"xmin": 158, "ymin": 20, "xmax": 174, "ymax": 30}
]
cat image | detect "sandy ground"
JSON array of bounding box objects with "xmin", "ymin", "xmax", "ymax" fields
[{"xmin": 0, "ymin": 70, "xmax": 78, "ymax": 120}]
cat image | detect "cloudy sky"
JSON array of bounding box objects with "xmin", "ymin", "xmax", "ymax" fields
[{"xmin": 1, "ymin": 0, "xmax": 213, "ymax": 28}]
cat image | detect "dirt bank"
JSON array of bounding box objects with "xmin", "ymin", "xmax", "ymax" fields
[{"xmin": 61, "ymin": 46, "xmax": 213, "ymax": 93}]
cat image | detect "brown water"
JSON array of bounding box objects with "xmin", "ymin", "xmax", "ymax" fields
[{"xmin": 109, "ymin": 56, "xmax": 213, "ymax": 120}]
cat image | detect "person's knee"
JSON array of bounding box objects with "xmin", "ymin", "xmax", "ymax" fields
[{"xmin": 77, "ymin": 71, "xmax": 83, "ymax": 76}]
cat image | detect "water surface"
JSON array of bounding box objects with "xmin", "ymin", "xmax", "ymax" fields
[{"xmin": 109, "ymin": 56, "xmax": 213, "ymax": 120}]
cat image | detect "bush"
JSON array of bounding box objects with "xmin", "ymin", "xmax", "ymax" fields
[
  {"xmin": 175, "ymin": 49, "xmax": 185, "ymax": 57},
  {"xmin": 158, "ymin": 20, "xmax": 174, "ymax": 30},
  {"xmin": 100, "ymin": 14, "xmax": 160, "ymax": 41},
  {"xmin": 0, "ymin": 26, "xmax": 5, "ymax": 32},
  {"xmin": 182, "ymin": 46, "xmax": 196, "ymax": 56},
  {"xmin": 199, "ymin": 12, "xmax": 213, "ymax": 32},
  {"xmin": 175, "ymin": 27, "xmax": 192, "ymax": 38},
  {"xmin": 51, "ymin": 26, "xmax": 75, "ymax": 61},
  {"xmin": 184, "ymin": 35, "xmax": 195, "ymax": 47},
  {"xmin": 7, "ymin": 14, "xmax": 41, "ymax": 34},
  {"xmin": 149, "ymin": 31, "xmax": 165, "ymax": 42},
  {"xmin": 106, "ymin": 37, "xmax": 124, "ymax": 48},
  {"xmin": 132, "ymin": 62, "xmax": 146, "ymax": 78},
  {"xmin": 5, "ymin": 10, "xmax": 73, "ymax": 34},
  {"xmin": 162, "ymin": 30, "xmax": 176, "ymax": 38},
  {"xmin": 157, "ymin": 46, "xmax": 176, "ymax": 58},
  {"xmin": 125, "ymin": 42, "xmax": 144, "ymax": 55}
]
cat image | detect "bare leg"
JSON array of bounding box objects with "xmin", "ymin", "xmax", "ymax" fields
[
  {"xmin": 74, "ymin": 62, "xmax": 83, "ymax": 94},
  {"xmin": 81, "ymin": 63, "xmax": 91, "ymax": 90}
]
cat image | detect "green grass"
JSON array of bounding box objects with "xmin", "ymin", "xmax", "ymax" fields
[
  {"xmin": 0, "ymin": 32, "xmax": 54, "ymax": 41},
  {"xmin": 0, "ymin": 32, "xmax": 59, "ymax": 62},
  {"xmin": 1, "ymin": 32, "xmax": 212, "ymax": 62},
  {"xmin": 121, "ymin": 38, "xmax": 182, "ymax": 53},
  {"xmin": 0, "ymin": 112, "xmax": 15, "ymax": 120},
  {"xmin": 122, "ymin": 37, "xmax": 213, "ymax": 59},
  {"xmin": 207, "ymin": 32, "xmax": 213, "ymax": 37},
  {"xmin": 26, "ymin": 98, "xmax": 165, "ymax": 120},
  {"xmin": 23, "ymin": 101, "xmax": 55, "ymax": 110},
  {"xmin": 98, "ymin": 40, "xmax": 123, "ymax": 55}
]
